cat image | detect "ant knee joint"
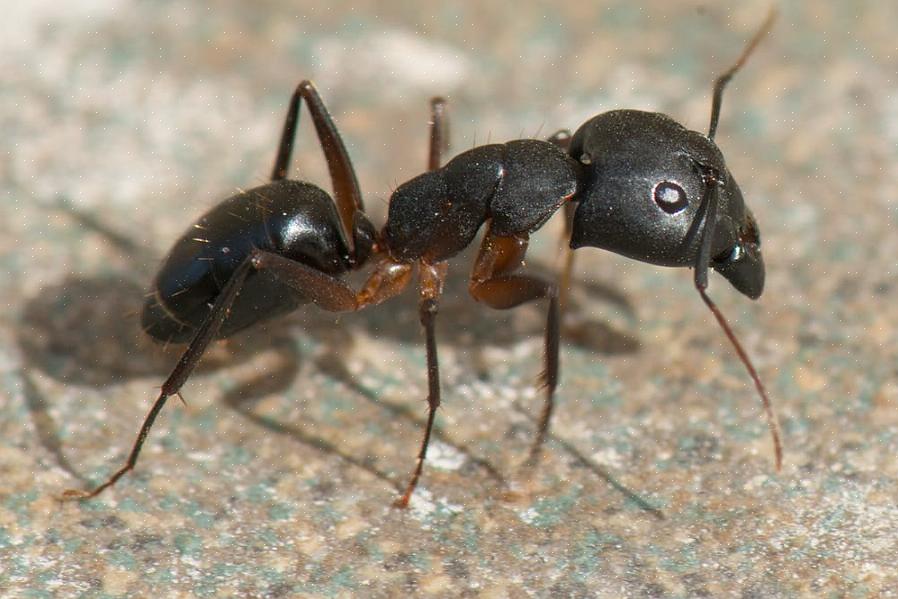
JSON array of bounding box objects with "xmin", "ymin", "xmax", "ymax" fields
[{"xmin": 420, "ymin": 298, "xmax": 439, "ymax": 323}]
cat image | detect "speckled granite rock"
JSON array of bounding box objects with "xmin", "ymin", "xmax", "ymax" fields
[{"xmin": 3, "ymin": 1, "xmax": 898, "ymax": 597}]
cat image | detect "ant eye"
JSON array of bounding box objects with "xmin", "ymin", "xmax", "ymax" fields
[
  {"xmin": 653, "ymin": 181, "xmax": 688, "ymax": 214},
  {"xmin": 579, "ymin": 152, "xmax": 592, "ymax": 165}
]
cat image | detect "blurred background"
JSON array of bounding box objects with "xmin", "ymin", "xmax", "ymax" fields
[{"xmin": 2, "ymin": 0, "xmax": 897, "ymax": 596}]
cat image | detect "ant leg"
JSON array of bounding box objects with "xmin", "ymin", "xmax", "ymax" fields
[
  {"xmin": 63, "ymin": 251, "xmax": 412, "ymax": 500},
  {"xmin": 389, "ymin": 97, "xmax": 454, "ymax": 507},
  {"xmin": 251, "ymin": 252, "xmax": 361, "ymax": 312},
  {"xmin": 254, "ymin": 254, "xmax": 440, "ymax": 504},
  {"xmin": 395, "ymin": 261, "xmax": 448, "ymax": 508},
  {"xmin": 62, "ymin": 258, "xmax": 256, "ymax": 500},
  {"xmin": 264, "ymin": 249, "xmax": 445, "ymax": 507},
  {"xmin": 270, "ymin": 80, "xmax": 363, "ymax": 255},
  {"xmin": 468, "ymin": 228, "xmax": 559, "ymax": 465},
  {"xmin": 256, "ymin": 231, "xmax": 453, "ymax": 507},
  {"xmin": 428, "ymin": 97, "xmax": 449, "ymax": 171},
  {"xmin": 254, "ymin": 250, "xmax": 413, "ymax": 312}
]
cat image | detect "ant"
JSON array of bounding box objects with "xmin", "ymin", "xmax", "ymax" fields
[{"xmin": 63, "ymin": 10, "xmax": 780, "ymax": 508}]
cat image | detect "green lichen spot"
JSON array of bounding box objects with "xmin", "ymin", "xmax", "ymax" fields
[
  {"xmin": 523, "ymin": 487, "xmax": 581, "ymax": 528},
  {"xmin": 174, "ymin": 532, "xmax": 203, "ymax": 557},
  {"xmin": 268, "ymin": 502, "xmax": 293, "ymax": 521},
  {"xmin": 107, "ymin": 548, "xmax": 138, "ymax": 570}
]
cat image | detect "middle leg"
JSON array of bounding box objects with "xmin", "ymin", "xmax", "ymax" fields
[
  {"xmin": 392, "ymin": 97, "xmax": 452, "ymax": 507},
  {"xmin": 394, "ymin": 261, "xmax": 448, "ymax": 508},
  {"xmin": 468, "ymin": 226, "xmax": 560, "ymax": 465}
]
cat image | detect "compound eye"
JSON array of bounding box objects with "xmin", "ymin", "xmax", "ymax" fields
[{"xmin": 653, "ymin": 181, "xmax": 688, "ymax": 214}]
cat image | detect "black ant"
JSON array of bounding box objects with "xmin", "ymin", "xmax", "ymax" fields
[{"xmin": 63, "ymin": 10, "xmax": 780, "ymax": 508}]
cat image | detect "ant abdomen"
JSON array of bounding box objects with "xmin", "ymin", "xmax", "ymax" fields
[{"xmin": 142, "ymin": 180, "xmax": 374, "ymax": 343}]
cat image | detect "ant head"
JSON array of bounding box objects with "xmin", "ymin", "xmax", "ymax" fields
[
  {"xmin": 708, "ymin": 184, "xmax": 764, "ymax": 299},
  {"xmin": 568, "ymin": 109, "xmax": 764, "ymax": 299}
]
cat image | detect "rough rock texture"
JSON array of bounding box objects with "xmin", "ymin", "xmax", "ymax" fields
[{"xmin": 3, "ymin": 1, "xmax": 898, "ymax": 596}]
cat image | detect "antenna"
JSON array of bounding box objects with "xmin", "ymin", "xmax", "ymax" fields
[{"xmin": 708, "ymin": 8, "xmax": 778, "ymax": 140}]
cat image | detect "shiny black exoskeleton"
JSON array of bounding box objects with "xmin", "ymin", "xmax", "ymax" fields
[
  {"xmin": 63, "ymin": 80, "xmax": 381, "ymax": 500},
  {"xmin": 569, "ymin": 109, "xmax": 763, "ymax": 299},
  {"xmin": 142, "ymin": 181, "xmax": 375, "ymax": 343},
  {"xmin": 383, "ymin": 140, "xmax": 580, "ymax": 264},
  {"xmin": 65, "ymin": 12, "xmax": 780, "ymax": 508}
]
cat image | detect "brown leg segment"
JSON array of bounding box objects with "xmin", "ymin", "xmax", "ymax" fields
[
  {"xmin": 62, "ymin": 258, "xmax": 256, "ymax": 500},
  {"xmin": 255, "ymin": 92, "xmax": 451, "ymax": 507},
  {"xmin": 261, "ymin": 253, "xmax": 471, "ymax": 503},
  {"xmin": 392, "ymin": 103, "xmax": 454, "ymax": 507},
  {"xmin": 259, "ymin": 251, "xmax": 468, "ymax": 504},
  {"xmin": 63, "ymin": 250, "xmax": 413, "ymax": 501},
  {"xmin": 468, "ymin": 228, "xmax": 560, "ymax": 465},
  {"xmin": 356, "ymin": 257, "xmax": 414, "ymax": 309},
  {"xmin": 260, "ymin": 250, "xmax": 413, "ymax": 313},
  {"xmin": 252, "ymin": 251, "xmax": 359, "ymax": 312},
  {"xmin": 256, "ymin": 253, "xmax": 473, "ymax": 505},
  {"xmin": 394, "ymin": 261, "xmax": 448, "ymax": 508},
  {"xmin": 270, "ymin": 80, "xmax": 363, "ymax": 255}
]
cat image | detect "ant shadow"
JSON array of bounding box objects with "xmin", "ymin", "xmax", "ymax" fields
[{"xmin": 20, "ymin": 197, "xmax": 653, "ymax": 512}]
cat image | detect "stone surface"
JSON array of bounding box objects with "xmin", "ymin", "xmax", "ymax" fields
[{"xmin": 3, "ymin": 0, "xmax": 898, "ymax": 596}]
